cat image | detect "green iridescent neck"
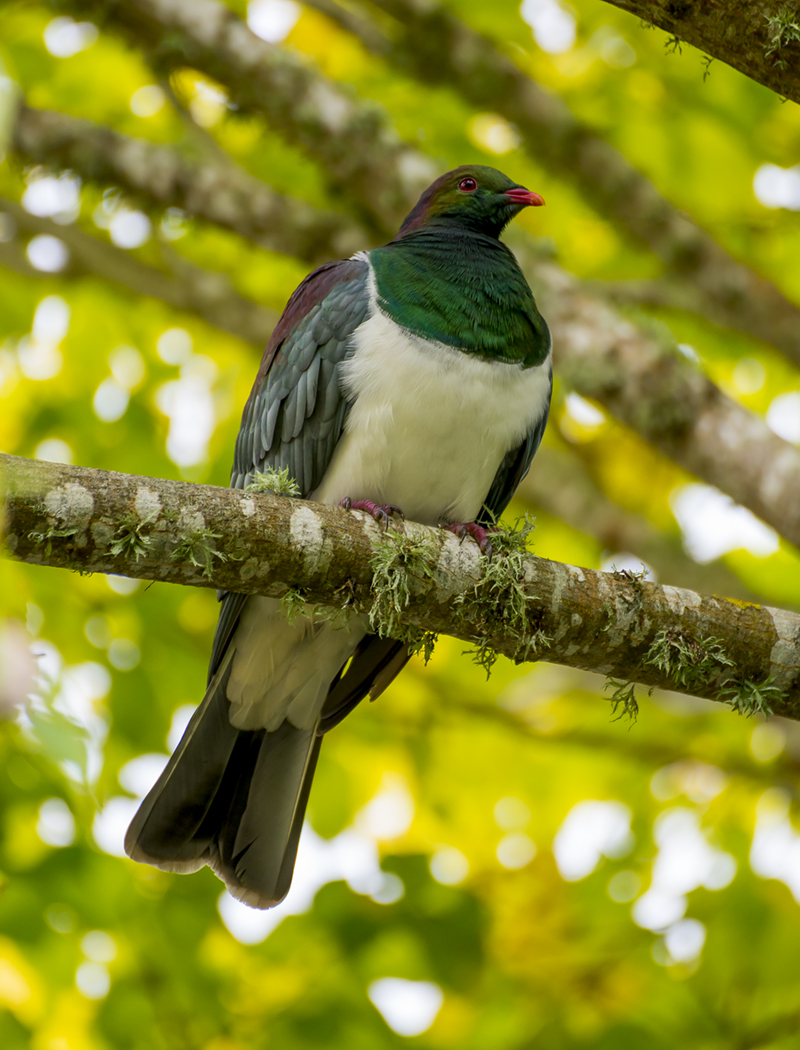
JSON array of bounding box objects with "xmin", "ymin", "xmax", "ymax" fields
[{"xmin": 370, "ymin": 226, "xmax": 550, "ymax": 368}]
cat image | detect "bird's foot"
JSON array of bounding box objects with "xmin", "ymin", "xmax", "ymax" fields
[
  {"xmin": 445, "ymin": 521, "xmax": 495, "ymax": 558},
  {"xmin": 340, "ymin": 498, "xmax": 404, "ymax": 527}
]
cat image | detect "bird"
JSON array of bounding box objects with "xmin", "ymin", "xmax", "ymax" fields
[{"xmin": 125, "ymin": 165, "xmax": 552, "ymax": 909}]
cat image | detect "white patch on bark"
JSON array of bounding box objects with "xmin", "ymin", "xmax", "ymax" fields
[
  {"xmin": 239, "ymin": 496, "xmax": 256, "ymax": 517},
  {"xmin": 135, "ymin": 486, "xmax": 162, "ymax": 522},
  {"xmin": 45, "ymin": 483, "xmax": 93, "ymax": 527},
  {"xmin": 768, "ymin": 607, "xmax": 800, "ymax": 685},
  {"xmin": 290, "ymin": 504, "xmax": 327, "ymax": 575}
]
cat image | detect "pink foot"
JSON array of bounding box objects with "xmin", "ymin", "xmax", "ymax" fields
[
  {"xmin": 340, "ymin": 498, "xmax": 404, "ymax": 527},
  {"xmin": 445, "ymin": 522, "xmax": 495, "ymax": 557}
]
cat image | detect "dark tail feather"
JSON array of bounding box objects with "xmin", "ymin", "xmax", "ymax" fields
[{"xmin": 124, "ymin": 659, "xmax": 321, "ymax": 909}]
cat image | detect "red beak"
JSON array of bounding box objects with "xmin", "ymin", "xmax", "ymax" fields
[{"xmin": 504, "ymin": 187, "xmax": 545, "ymax": 207}]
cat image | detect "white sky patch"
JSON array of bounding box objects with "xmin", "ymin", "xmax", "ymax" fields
[
  {"xmin": 109, "ymin": 345, "xmax": 145, "ymax": 389},
  {"xmin": 81, "ymin": 931, "xmax": 117, "ymax": 963},
  {"xmin": 356, "ymin": 774, "xmax": 414, "ymax": 840},
  {"xmin": 22, "ymin": 172, "xmax": 81, "ymax": 224},
  {"xmin": 27, "ymin": 234, "xmax": 69, "ymax": 273},
  {"xmin": 731, "ymin": 357, "xmax": 766, "ymax": 396},
  {"xmin": 750, "ymin": 789, "xmax": 800, "ymax": 902},
  {"xmin": 155, "ymin": 356, "xmax": 217, "ymax": 467},
  {"xmin": 130, "ymin": 85, "xmax": 165, "ymax": 118},
  {"xmin": 106, "ymin": 575, "xmax": 140, "ymax": 595},
  {"xmin": 497, "ymin": 832, "xmax": 536, "ymax": 869},
  {"xmin": 494, "ymin": 796, "xmax": 531, "ymax": 829},
  {"xmin": 36, "ymin": 797, "xmax": 76, "ymax": 847},
  {"xmin": 600, "ymin": 552, "xmax": 656, "ymax": 582},
  {"xmin": 44, "ymin": 17, "xmax": 98, "ymax": 59},
  {"xmin": 157, "ymin": 327, "xmax": 193, "ymax": 365},
  {"xmin": 750, "ymin": 722, "xmax": 786, "ymax": 763},
  {"xmin": 93, "ymin": 796, "xmax": 139, "ymax": 857},
  {"xmin": 18, "ymin": 295, "xmax": 70, "ymax": 381},
  {"xmin": 168, "ymin": 704, "xmax": 197, "ymax": 750},
  {"xmin": 766, "ymin": 391, "xmax": 800, "ymax": 444},
  {"xmin": 429, "ymin": 846, "xmax": 469, "ymax": 886},
  {"xmin": 108, "ymin": 639, "xmax": 140, "ymax": 671},
  {"xmin": 554, "ymin": 799, "xmax": 633, "ymax": 881},
  {"xmin": 469, "ymin": 114, "xmax": 521, "ymax": 156},
  {"xmin": 368, "ymin": 978, "xmax": 444, "ymax": 1037},
  {"xmin": 248, "ymin": 0, "xmax": 301, "ymax": 43},
  {"xmin": 670, "ymin": 483, "xmax": 779, "ymax": 562},
  {"xmin": 93, "ymin": 378, "xmax": 129, "ymax": 422},
  {"xmin": 118, "ymin": 753, "xmax": 169, "ymax": 798},
  {"xmin": 565, "ymin": 392, "xmax": 605, "ymax": 427},
  {"xmin": 75, "ymin": 961, "xmax": 110, "ymax": 1000},
  {"xmin": 189, "ymin": 81, "xmax": 229, "ymax": 129},
  {"xmin": 651, "ymin": 761, "xmax": 728, "ymax": 804},
  {"xmin": 633, "ymin": 807, "xmax": 735, "ymax": 934},
  {"xmin": 661, "ymin": 917, "xmax": 706, "ymax": 965},
  {"xmin": 109, "ymin": 209, "xmax": 151, "ymax": 249},
  {"xmin": 520, "ymin": 0, "xmax": 576, "ymax": 54},
  {"xmin": 753, "ymin": 163, "xmax": 800, "ymax": 210}
]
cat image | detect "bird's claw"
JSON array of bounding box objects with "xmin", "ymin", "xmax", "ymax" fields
[
  {"xmin": 340, "ymin": 498, "xmax": 404, "ymax": 527},
  {"xmin": 445, "ymin": 521, "xmax": 494, "ymax": 558}
]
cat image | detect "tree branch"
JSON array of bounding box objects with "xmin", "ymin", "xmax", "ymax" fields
[
  {"xmin": 2, "ymin": 453, "xmax": 799, "ymax": 718},
  {"xmin": 12, "ymin": 104, "xmax": 365, "ymax": 266},
  {"xmin": 520, "ymin": 446, "xmax": 763, "ymax": 603},
  {"xmin": 598, "ymin": 0, "xmax": 800, "ymax": 106},
  {"xmin": 0, "ymin": 198, "xmax": 276, "ymax": 344},
  {"xmin": 46, "ymin": 0, "xmax": 438, "ymax": 234}
]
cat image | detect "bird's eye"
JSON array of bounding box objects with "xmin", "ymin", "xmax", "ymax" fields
[{"xmin": 458, "ymin": 177, "xmax": 478, "ymax": 192}]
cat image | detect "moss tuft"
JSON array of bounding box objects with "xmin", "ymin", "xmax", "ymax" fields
[
  {"xmin": 721, "ymin": 676, "xmax": 782, "ymax": 718},
  {"xmin": 109, "ymin": 511, "xmax": 155, "ymax": 562},
  {"xmin": 765, "ymin": 5, "xmax": 800, "ymax": 66},
  {"xmin": 644, "ymin": 628, "xmax": 733, "ymax": 692},
  {"xmin": 246, "ymin": 466, "xmax": 301, "ymax": 497},
  {"xmin": 368, "ymin": 528, "xmax": 439, "ymax": 644},
  {"xmin": 171, "ymin": 525, "xmax": 227, "ymax": 578},
  {"xmin": 603, "ymin": 679, "xmax": 639, "ymax": 723},
  {"xmin": 455, "ymin": 516, "xmax": 549, "ymax": 676}
]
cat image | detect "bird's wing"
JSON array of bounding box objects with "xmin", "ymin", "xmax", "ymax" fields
[
  {"xmin": 478, "ymin": 364, "xmax": 552, "ymax": 524},
  {"xmin": 209, "ymin": 256, "xmax": 371, "ymax": 681}
]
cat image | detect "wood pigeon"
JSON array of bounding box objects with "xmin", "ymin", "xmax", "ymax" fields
[{"xmin": 125, "ymin": 165, "xmax": 552, "ymax": 908}]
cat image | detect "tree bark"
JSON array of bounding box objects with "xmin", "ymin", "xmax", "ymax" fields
[
  {"xmin": 598, "ymin": 0, "xmax": 800, "ymax": 106},
  {"xmin": 3, "ymin": 453, "xmax": 799, "ymax": 718}
]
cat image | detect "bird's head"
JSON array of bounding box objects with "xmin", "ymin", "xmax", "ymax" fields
[{"xmin": 397, "ymin": 165, "xmax": 545, "ymax": 239}]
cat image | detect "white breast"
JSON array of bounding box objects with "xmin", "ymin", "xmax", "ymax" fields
[{"xmin": 313, "ymin": 303, "xmax": 551, "ymax": 526}]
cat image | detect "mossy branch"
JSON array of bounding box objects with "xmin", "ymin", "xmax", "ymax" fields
[{"xmin": 3, "ymin": 453, "xmax": 800, "ymax": 720}]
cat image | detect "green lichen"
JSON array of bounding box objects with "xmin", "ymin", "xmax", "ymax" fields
[
  {"xmin": 280, "ymin": 586, "xmax": 309, "ymax": 625},
  {"xmin": 368, "ymin": 528, "xmax": 439, "ymax": 643},
  {"xmin": 454, "ymin": 516, "xmax": 549, "ymax": 676},
  {"xmin": 644, "ymin": 628, "xmax": 783, "ymax": 718},
  {"xmin": 29, "ymin": 524, "xmax": 79, "ymax": 558},
  {"xmin": 720, "ymin": 676, "xmax": 782, "ymax": 719},
  {"xmin": 246, "ymin": 466, "xmax": 301, "ymax": 497},
  {"xmin": 765, "ymin": 5, "xmax": 800, "ymax": 66},
  {"xmin": 603, "ymin": 679, "xmax": 639, "ymax": 723},
  {"xmin": 171, "ymin": 525, "xmax": 227, "ymax": 579},
  {"xmin": 644, "ymin": 628, "xmax": 733, "ymax": 692},
  {"xmin": 109, "ymin": 512, "xmax": 154, "ymax": 562}
]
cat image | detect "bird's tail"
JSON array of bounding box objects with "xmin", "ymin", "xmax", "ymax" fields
[{"xmin": 124, "ymin": 655, "xmax": 320, "ymax": 909}]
